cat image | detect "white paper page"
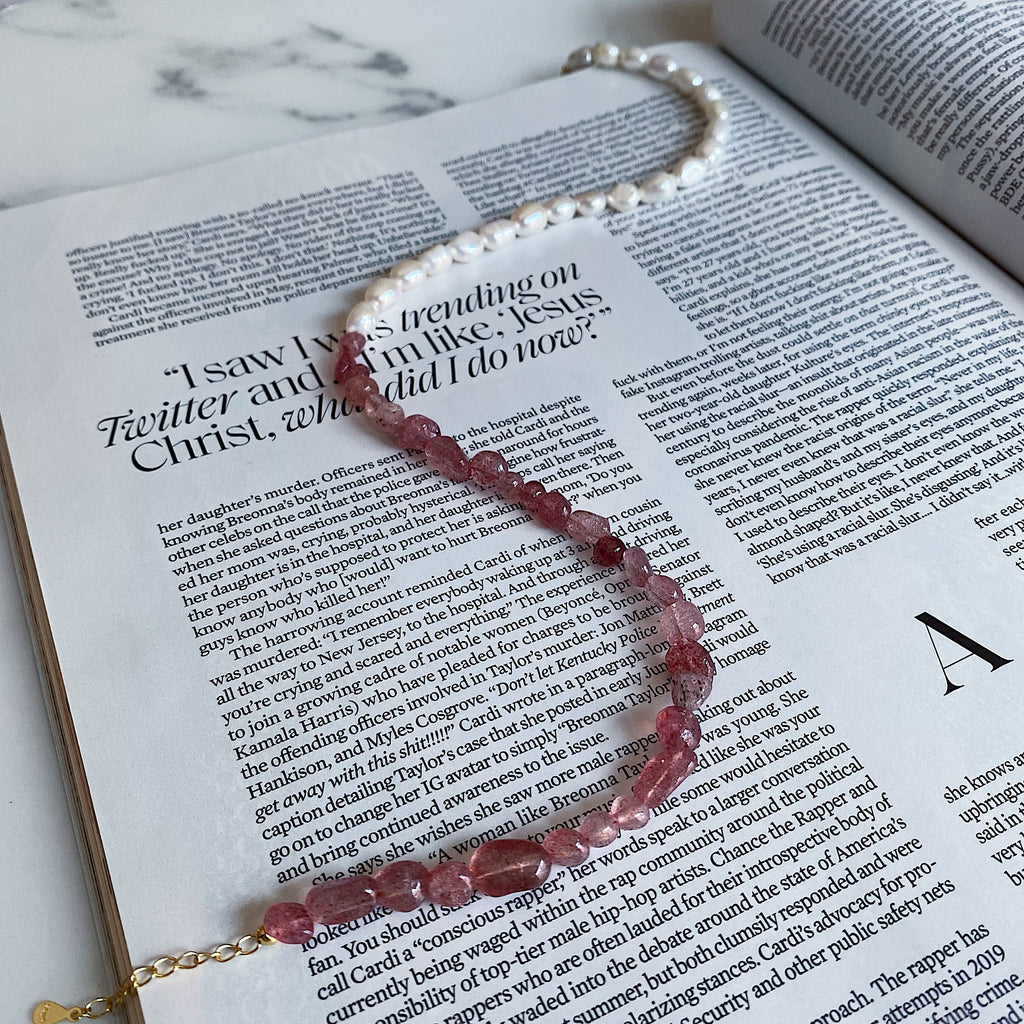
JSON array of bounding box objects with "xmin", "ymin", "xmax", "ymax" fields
[
  {"xmin": 3, "ymin": 40, "xmax": 1024, "ymax": 1024},
  {"xmin": 713, "ymin": 0, "xmax": 1024, "ymax": 284}
]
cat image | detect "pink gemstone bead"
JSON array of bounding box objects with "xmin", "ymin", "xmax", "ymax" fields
[
  {"xmin": 633, "ymin": 747, "xmax": 697, "ymax": 809},
  {"xmin": 399, "ymin": 414, "xmax": 441, "ymax": 451},
  {"xmin": 425, "ymin": 863, "xmax": 474, "ymax": 908},
  {"xmin": 536, "ymin": 490, "xmax": 571, "ymax": 530},
  {"xmin": 542, "ymin": 829, "xmax": 590, "ymax": 867},
  {"xmin": 593, "ymin": 535, "xmax": 625, "ymax": 567},
  {"xmin": 336, "ymin": 360, "xmax": 371, "ymax": 385},
  {"xmin": 339, "ymin": 331, "xmax": 367, "ymax": 357},
  {"xmin": 672, "ymin": 673, "xmax": 713, "ymax": 712},
  {"xmin": 656, "ymin": 705, "xmax": 701, "ymax": 750},
  {"xmin": 344, "ymin": 375, "xmax": 378, "ymax": 404},
  {"xmin": 623, "ymin": 546, "xmax": 652, "ymax": 588},
  {"xmin": 371, "ymin": 399, "xmax": 405, "ymax": 438},
  {"xmin": 424, "ymin": 435, "xmax": 471, "ymax": 482},
  {"xmin": 519, "ymin": 480, "xmax": 546, "ymax": 511},
  {"xmin": 611, "ymin": 794, "xmax": 651, "ymax": 830},
  {"xmin": 469, "ymin": 840, "xmax": 551, "ymax": 897},
  {"xmin": 469, "ymin": 450, "xmax": 508, "ymax": 486},
  {"xmin": 496, "ymin": 471, "xmax": 524, "ymax": 501},
  {"xmin": 565, "ymin": 510, "xmax": 610, "ymax": 544},
  {"xmin": 579, "ymin": 810, "xmax": 619, "ymax": 848},
  {"xmin": 659, "ymin": 600, "xmax": 705, "ymax": 643},
  {"xmin": 645, "ymin": 574, "xmax": 685, "ymax": 609},
  {"xmin": 373, "ymin": 860, "xmax": 428, "ymax": 912},
  {"xmin": 305, "ymin": 876, "xmax": 377, "ymax": 925},
  {"xmin": 666, "ymin": 639, "xmax": 715, "ymax": 711},
  {"xmin": 263, "ymin": 902, "xmax": 315, "ymax": 945}
]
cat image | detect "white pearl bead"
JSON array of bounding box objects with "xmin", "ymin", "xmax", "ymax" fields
[
  {"xmin": 707, "ymin": 100, "xmax": 730, "ymax": 121},
  {"xmin": 695, "ymin": 139, "xmax": 724, "ymax": 166},
  {"xmin": 575, "ymin": 190, "xmax": 607, "ymax": 217},
  {"xmin": 391, "ymin": 259, "xmax": 426, "ymax": 292},
  {"xmin": 544, "ymin": 195, "xmax": 577, "ymax": 224},
  {"xmin": 619, "ymin": 46, "xmax": 649, "ymax": 72},
  {"xmin": 563, "ymin": 46, "xmax": 593, "ymax": 73},
  {"xmin": 639, "ymin": 171, "xmax": 678, "ymax": 204},
  {"xmin": 593, "ymin": 42, "xmax": 620, "ymax": 68},
  {"xmin": 607, "ymin": 181, "xmax": 640, "ymax": 212},
  {"xmin": 673, "ymin": 157, "xmax": 709, "ymax": 187},
  {"xmin": 346, "ymin": 305, "xmax": 377, "ymax": 335},
  {"xmin": 705, "ymin": 119, "xmax": 731, "ymax": 142},
  {"xmin": 365, "ymin": 277, "xmax": 398, "ymax": 311},
  {"xmin": 511, "ymin": 202, "xmax": 548, "ymax": 237},
  {"xmin": 669, "ymin": 67, "xmax": 703, "ymax": 94},
  {"xmin": 697, "ymin": 83, "xmax": 723, "ymax": 104},
  {"xmin": 646, "ymin": 54, "xmax": 677, "ymax": 80},
  {"xmin": 419, "ymin": 243, "xmax": 452, "ymax": 277},
  {"xmin": 448, "ymin": 231, "xmax": 484, "ymax": 262},
  {"xmin": 480, "ymin": 219, "xmax": 517, "ymax": 250}
]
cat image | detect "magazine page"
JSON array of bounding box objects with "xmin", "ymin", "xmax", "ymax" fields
[
  {"xmin": 2, "ymin": 39, "xmax": 1024, "ymax": 1024},
  {"xmin": 713, "ymin": 0, "xmax": 1024, "ymax": 284}
]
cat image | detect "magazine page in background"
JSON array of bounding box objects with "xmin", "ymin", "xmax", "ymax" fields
[
  {"xmin": 2, "ymin": 40, "xmax": 1024, "ymax": 1024},
  {"xmin": 713, "ymin": 0, "xmax": 1024, "ymax": 284}
]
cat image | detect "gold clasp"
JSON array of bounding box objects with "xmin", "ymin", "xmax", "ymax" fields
[{"xmin": 32, "ymin": 1003, "xmax": 75, "ymax": 1024}]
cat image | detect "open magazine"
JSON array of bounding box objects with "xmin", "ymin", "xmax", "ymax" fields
[{"xmin": 3, "ymin": 3, "xmax": 1024, "ymax": 1023}]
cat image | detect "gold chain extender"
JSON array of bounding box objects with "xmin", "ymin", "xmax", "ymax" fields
[{"xmin": 33, "ymin": 928, "xmax": 274, "ymax": 1023}]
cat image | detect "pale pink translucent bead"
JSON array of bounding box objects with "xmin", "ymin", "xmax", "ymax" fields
[
  {"xmin": 365, "ymin": 395, "xmax": 405, "ymax": 437},
  {"xmin": 425, "ymin": 863, "xmax": 474, "ymax": 908},
  {"xmin": 623, "ymin": 546, "xmax": 652, "ymax": 588},
  {"xmin": 344, "ymin": 375, "xmax": 378, "ymax": 404},
  {"xmin": 519, "ymin": 480, "xmax": 546, "ymax": 511},
  {"xmin": 656, "ymin": 705, "xmax": 702, "ymax": 750},
  {"xmin": 610, "ymin": 794, "xmax": 650, "ymax": 830},
  {"xmin": 645, "ymin": 574, "xmax": 685, "ymax": 609},
  {"xmin": 565, "ymin": 510, "xmax": 611, "ymax": 544},
  {"xmin": 469, "ymin": 450, "xmax": 508, "ymax": 486},
  {"xmin": 338, "ymin": 330, "xmax": 367, "ymax": 357},
  {"xmin": 633, "ymin": 747, "xmax": 697, "ymax": 809},
  {"xmin": 336, "ymin": 360, "xmax": 371, "ymax": 385},
  {"xmin": 579, "ymin": 810, "xmax": 619, "ymax": 848},
  {"xmin": 305, "ymin": 876, "xmax": 377, "ymax": 925},
  {"xmin": 263, "ymin": 901, "xmax": 315, "ymax": 944},
  {"xmin": 542, "ymin": 828, "xmax": 590, "ymax": 867},
  {"xmin": 424, "ymin": 435, "xmax": 471, "ymax": 482},
  {"xmin": 659, "ymin": 600, "xmax": 705, "ymax": 643},
  {"xmin": 373, "ymin": 860, "xmax": 428, "ymax": 912},
  {"xmin": 666, "ymin": 639, "xmax": 715, "ymax": 711},
  {"xmin": 496, "ymin": 471, "xmax": 524, "ymax": 501},
  {"xmin": 470, "ymin": 840, "xmax": 552, "ymax": 897},
  {"xmin": 536, "ymin": 490, "xmax": 571, "ymax": 530},
  {"xmin": 399, "ymin": 414, "xmax": 440, "ymax": 450}
]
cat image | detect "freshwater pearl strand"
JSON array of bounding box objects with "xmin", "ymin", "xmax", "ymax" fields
[{"xmin": 261, "ymin": 44, "xmax": 726, "ymax": 945}]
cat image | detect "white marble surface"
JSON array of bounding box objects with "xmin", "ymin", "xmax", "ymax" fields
[{"xmin": 0, "ymin": 2, "xmax": 712, "ymax": 1019}]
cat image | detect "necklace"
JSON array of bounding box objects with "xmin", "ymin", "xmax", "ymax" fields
[{"xmin": 36, "ymin": 42, "xmax": 727, "ymax": 1024}]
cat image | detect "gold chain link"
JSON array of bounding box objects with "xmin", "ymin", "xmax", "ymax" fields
[{"xmin": 33, "ymin": 929, "xmax": 274, "ymax": 1023}]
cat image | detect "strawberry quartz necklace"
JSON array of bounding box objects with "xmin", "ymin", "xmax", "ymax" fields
[{"xmin": 36, "ymin": 42, "xmax": 728, "ymax": 1023}]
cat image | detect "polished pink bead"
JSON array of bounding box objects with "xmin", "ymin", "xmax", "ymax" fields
[
  {"xmin": 305, "ymin": 876, "xmax": 377, "ymax": 925},
  {"xmin": 344, "ymin": 375, "xmax": 379, "ymax": 404},
  {"xmin": 659, "ymin": 600, "xmax": 705, "ymax": 643},
  {"xmin": 542, "ymin": 829, "xmax": 590, "ymax": 867},
  {"xmin": 469, "ymin": 450, "xmax": 508, "ymax": 486},
  {"xmin": 565, "ymin": 510, "xmax": 610, "ymax": 544},
  {"xmin": 579, "ymin": 810, "xmax": 618, "ymax": 848},
  {"xmin": 593, "ymin": 535, "xmax": 625, "ymax": 567},
  {"xmin": 373, "ymin": 861, "xmax": 428, "ymax": 912},
  {"xmin": 611, "ymin": 794, "xmax": 651, "ymax": 830},
  {"xmin": 338, "ymin": 331, "xmax": 367, "ymax": 357},
  {"xmin": 645, "ymin": 574, "xmax": 685, "ymax": 609},
  {"xmin": 469, "ymin": 840, "xmax": 551, "ymax": 897},
  {"xmin": 672, "ymin": 673, "xmax": 713, "ymax": 712},
  {"xmin": 656, "ymin": 705, "xmax": 701, "ymax": 750},
  {"xmin": 400, "ymin": 414, "xmax": 441, "ymax": 451},
  {"xmin": 424, "ymin": 435, "xmax": 471, "ymax": 482},
  {"xmin": 667, "ymin": 639, "xmax": 715, "ymax": 711},
  {"xmin": 633, "ymin": 747, "xmax": 697, "ymax": 809},
  {"xmin": 336, "ymin": 360, "xmax": 371, "ymax": 385},
  {"xmin": 519, "ymin": 480, "xmax": 546, "ymax": 511},
  {"xmin": 263, "ymin": 902, "xmax": 315, "ymax": 945},
  {"xmin": 496, "ymin": 471, "xmax": 524, "ymax": 501},
  {"xmin": 536, "ymin": 490, "xmax": 571, "ymax": 530},
  {"xmin": 425, "ymin": 863, "xmax": 474, "ymax": 908},
  {"xmin": 623, "ymin": 546, "xmax": 652, "ymax": 588},
  {"xmin": 370, "ymin": 398, "xmax": 405, "ymax": 438}
]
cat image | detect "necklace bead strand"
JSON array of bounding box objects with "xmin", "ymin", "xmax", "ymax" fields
[{"xmin": 261, "ymin": 45, "xmax": 724, "ymax": 945}]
